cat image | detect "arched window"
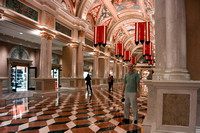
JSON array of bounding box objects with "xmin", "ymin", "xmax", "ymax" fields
[
  {"xmin": 8, "ymin": 46, "xmax": 30, "ymax": 60},
  {"xmin": 52, "ymin": 53, "xmax": 60, "ymax": 65},
  {"xmin": 61, "ymin": 0, "xmax": 67, "ymax": 10},
  {"xmin": 61, "ymin": 0, "xmax": 72, "ymax": 14}
]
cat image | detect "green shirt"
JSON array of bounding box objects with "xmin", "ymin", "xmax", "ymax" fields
[{"xmin": 124, "ymin": 71, "xmax": 140, "ymax": 93}]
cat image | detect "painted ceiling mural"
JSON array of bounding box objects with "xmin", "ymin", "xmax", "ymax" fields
[
  {"xmin": 84, "ymin": 0, "xmax": 154, "ymax": 57},
  {"xmin": 126, "ymin": 24, "xmax": 135, "ymax": 35},
  {"xmin": 111, "ymin": 0, "xmax": 140, "ymax": 12}
]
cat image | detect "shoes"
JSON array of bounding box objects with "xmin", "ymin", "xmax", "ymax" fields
[
  {"xmin": 134, "ymin": 120, "xmax": 138, "ymax": 124},
  {"xmin": 122, "ymin": 119, "xmax": 130, "ymax": 124}
]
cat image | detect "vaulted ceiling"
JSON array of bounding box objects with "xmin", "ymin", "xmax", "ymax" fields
[
  {"xmin": 84, "ymin": 0, "xmax": 155, "ymax": 51},
  {"xmin": 0, "ymin": 0, "xmax": 155, "ymax": 63}
]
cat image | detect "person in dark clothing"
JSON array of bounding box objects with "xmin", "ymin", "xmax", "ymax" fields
[
  {"xmin": 85, "ymin": 74, "xmax": 92, "ymax": 94},
  {"xmin": 111, "ymin": 76, "xmax": 114, "ymax": 91},
  {"xmin": 108, "ymin": 74, "xmax": 112, "ymax": 92}
]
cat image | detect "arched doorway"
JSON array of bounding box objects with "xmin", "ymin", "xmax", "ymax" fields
[{"xmin": 8, "ymin": 46, "xmax": 36, "ymax": 92}]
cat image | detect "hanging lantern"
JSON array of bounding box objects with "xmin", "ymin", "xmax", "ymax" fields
[
  {"xmin": 131, "ymin": 56, "xmax": 137, "ymax": 65},
  {"xmin": 124, "ymin": 51, "xmax": 131, "ymax": 62},
  {"xmin": 93, "ymin": 26, "xmax": 107, "ymax": 47},
  {"xmin": 135, "ymin": 22, "xmax": 139, "ymax": 45}
]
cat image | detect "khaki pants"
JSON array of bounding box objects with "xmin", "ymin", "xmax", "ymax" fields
[{"xmin": 124, "ymin": 92, "xmax": 138, "ymax": 121}]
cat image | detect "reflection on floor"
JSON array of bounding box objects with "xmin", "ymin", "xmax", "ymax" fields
[
  {"xmin": 3, "ymin": 91, "xmax": 34, "ymax": 100},
  {"xmin": 0, "ymin": 87, "xmax": 147, "ymax": 133}
]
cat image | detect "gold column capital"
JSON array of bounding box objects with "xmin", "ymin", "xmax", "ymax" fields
[
  {"xmin": 47, "ymin": 34, "xmax": 54, "ymax": 40},
  {"xmin": 40, "ymin": 32, "xmax": 48, "ymax": 39},
  {"xmin": 40, "ymin": 32, "xmax": 55, "ymax": 40},
  {"xmin": 68, "ymin": 43, "xmax": 79, "ymax": 48}
]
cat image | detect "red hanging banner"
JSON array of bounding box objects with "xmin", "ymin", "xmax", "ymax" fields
[
  {"xmin": 94, "ymin": 26, "xmax": 98, "ymax": 47},
  {"xmin": 139, "ymin": 22, "xmax": 145, "ymax": 44},
  {"xmin": 148, "ymin": 60, "xmax": 154, "ymax": 65},
  {"xmin": 131, "ymin": 56, "xmax": 137, "ymax": 65},
  {"xmin": 135, "ymin": 22, "xmax": 139, "ymax": 45},
  {"xmin": 145, "ymin": 22, "xmax": 150, "ymax": 44},
  {"xmin": 94, "ymin": 26, "xmax": 107, "ymax": 47},
  {"xmin": 115, "ymin": 44, "xmax": 119, "ymax": 57},
  {"xmin": 124, "ymin": 51, "xmax": 131, "ymax": 61},
  {"xmin": 142, "ymin": 42, "xmax": 146, "ymax": 56}
]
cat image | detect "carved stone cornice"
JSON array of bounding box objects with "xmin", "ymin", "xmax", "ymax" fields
[
  {"xmin": 40, "ymin": 32, "xmax": 55, "ymax": 40},
  {"xmin": 93, "ymin": 52, "xmax": 99, "ymax": 57}
]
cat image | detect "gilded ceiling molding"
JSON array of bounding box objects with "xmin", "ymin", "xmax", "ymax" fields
[
  {"xmin": 76, "ymin": 0, "xmax": 95, "ymax": 20},
  {"xmin": 131, "ymin": 45, "xmax": 143, "ymax": 56},
  {"xmin": 107, "ymin": 15, "xmax": 147, "ymax": 42},
  {"xmin": 123, "ymin": 36, "xmax": 135, "ymax": 49}
]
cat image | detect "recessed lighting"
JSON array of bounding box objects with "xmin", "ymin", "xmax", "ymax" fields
[{"xmin": 19, "ymin": 32, "xmax": 23, "ymax": 35}]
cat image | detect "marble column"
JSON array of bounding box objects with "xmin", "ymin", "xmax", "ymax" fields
[
  {"xmin": 104, "ymin": 57, "xmax": 109, "ymax": 78},
  {"xmin": 164, "ymin": 0, "xmax": 190, "ymax": 80},
  {"xmin": 113, "ymin": 60, "xmax": 118, "ymax": 78},
  {"xmin": 118, "ymin": 59, "xmax": 123, "ymax": 79},
  {"xmin": 39, "ymin": 33, "xmax": 48, "ymax": 78},
  {"xmin": 77, "ymin": 31, "xmax": 85, "ymax": 78},
  {"xmin": 93, "ymin": 52, "xmax": 99, "ymax": 78},
  {"xmin": 35, "ymin": 32, "xmax": 56, "ymax": 95},
  {"xmin": 71, "ymin": 44, "xmax": 78, "ymax": 78},
  {"xmin": 142, "ymin": 1, "xmax": 200, "ymax": 133},
  {"xmin": 39, "ymin": 33, "xmax": 54, "ymax": 77},
  {"xmin": 104, "ymin": 46, "xmax": 110, "ymax": 78},
  {"xmin": 152, "ymin": 0, "xmax": 166, "ymax": 81},
  {"xmin": 47, "ymin": 35, "xmax": 54, "ymax": 78}
]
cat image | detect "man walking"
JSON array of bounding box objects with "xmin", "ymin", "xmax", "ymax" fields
[{"xmin": 122, "ymin": 63, "xmax": 140, "ymax": 124}]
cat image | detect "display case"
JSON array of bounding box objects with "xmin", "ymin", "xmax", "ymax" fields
[
  {"xmin": 11, "ymin": 67, "xmax": 16, "ymax": 91},
  {"xmin": 51, "ymin": 69, "xmax": 59, "ymax": 88},
  {"xmin": 11, "ymin": 66, "xmax": 27, "ymax": 91}
]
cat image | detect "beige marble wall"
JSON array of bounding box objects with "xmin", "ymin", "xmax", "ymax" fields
[
  {"xmin": 185, "ymin": 0, "xmax": 200, "ymax": 80},
  {"xmin": 98, "ymin": 58, "xmax": 104, "ymax": 78},
  {"xmin": 163, "ymin": 94, "xmax": 190, "ymax": 126},
  {"xmin": 62, "ymin": 46, "xmax": 72, "ymax": 77}
]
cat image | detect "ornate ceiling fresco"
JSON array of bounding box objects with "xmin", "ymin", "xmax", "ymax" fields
[{"xmin": 82, "ymin": 0, "xmax": 155, "ymax": 55}]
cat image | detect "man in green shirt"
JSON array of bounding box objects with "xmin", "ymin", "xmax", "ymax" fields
[{"xmin": 122, "ymin": 63, "xmax": 140, "ymax": 124}]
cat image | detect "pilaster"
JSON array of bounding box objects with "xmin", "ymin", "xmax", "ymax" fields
[{"xmin": 71, "ymin": 43, "xmax": 78, "ymax": 78}]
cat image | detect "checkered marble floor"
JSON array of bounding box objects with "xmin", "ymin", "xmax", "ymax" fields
[{"xmin": 0, "ymin": 87, "xmax": 147, "ymax": 133}]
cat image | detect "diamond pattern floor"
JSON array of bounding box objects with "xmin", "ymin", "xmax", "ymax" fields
[{"xmin": 0, "ymin": 87, "xmax": 147, "ymax": 133}]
